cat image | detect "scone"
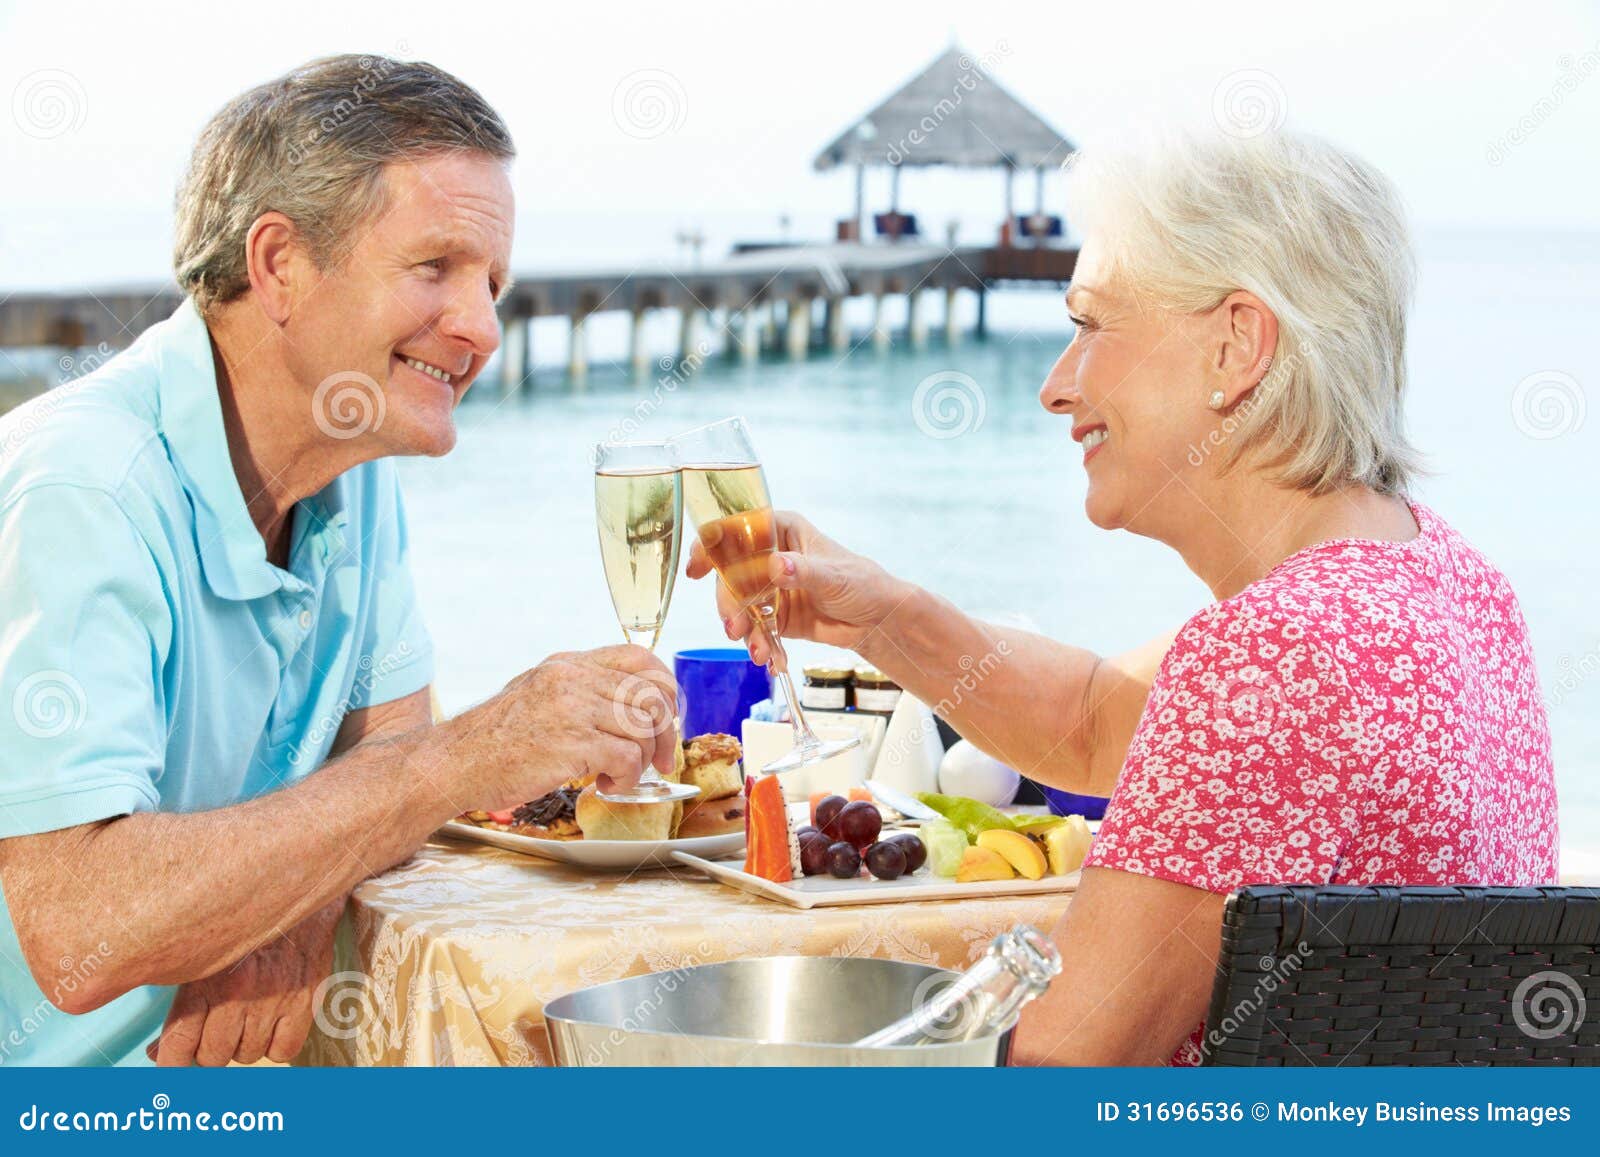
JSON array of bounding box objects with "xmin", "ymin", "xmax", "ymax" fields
[
  {"xmin": 674, "ymin": 791, "xmax": 747, "ymax": 839},
  {"xmin": 682, "ymin": 733, "xmax": 743, "ymax": 801},
  {"xmin": 574, "ymin": 784, "xmax": 675, "ymax": 841}
]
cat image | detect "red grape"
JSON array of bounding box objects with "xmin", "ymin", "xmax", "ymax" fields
[
  {"xmin": 824, "ymin": 841, "xmax": 862, "ymax": 878},
  {"xmin": 836, "ymin": 801, "xmax": 882, "ymax": 850},
  {"xmin": 815, "ymin": 795, "xmax": 848, "ymax": 840},
  {"xmin": 864, "ymin": 840, "xmax": 908, "ymax": 880},
  {"xmin": 799, "ymin": 831, "xmax": 831, "ymax": 876},
  {"xmin": 892, "ymin": 833, "xmax": 928, "ymax": 873}
]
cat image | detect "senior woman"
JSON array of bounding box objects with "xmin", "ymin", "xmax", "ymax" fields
[{"xmin": 688, "ymin": 130, "xmax": 1557, "ymax": 1065}]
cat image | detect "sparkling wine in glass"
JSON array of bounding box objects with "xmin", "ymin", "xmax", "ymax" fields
[
  {"xmin": 672, "ymin": 417, "xmax": 861, "ymax": 775},
  {"xmin": 594, "ymin": 441, "xmax": 698, "ymax": 804}
]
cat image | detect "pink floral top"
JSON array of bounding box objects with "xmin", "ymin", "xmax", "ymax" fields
[{"xmin": 1083, "ymin": 503, "xmax": 1558, "ymax": 1064}]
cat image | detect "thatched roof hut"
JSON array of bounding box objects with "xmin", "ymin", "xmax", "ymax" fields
[{"xmin": 814, "ymin": 47, "xmax": 1074, "ymax": 241}]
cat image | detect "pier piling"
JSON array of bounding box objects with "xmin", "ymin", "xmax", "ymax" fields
[
  {"xmin": 568, "ymin": 313, "xmax": 589, "ymax": 382},
  {"xmin": 785, "ymin": 296, "xmax": 812, "ymax": 359},
  {"xmin": 871, "ymin": 292, "xmax": 889, "ymax": 352}
]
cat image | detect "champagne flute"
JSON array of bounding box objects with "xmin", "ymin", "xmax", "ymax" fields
[
  {"xmin": 671, "ymin": 417, "xmax": 861, "ymax": 774},
  {"xmin": 594, "ymin": 441, "xmax": 699, "ymax": 804}
]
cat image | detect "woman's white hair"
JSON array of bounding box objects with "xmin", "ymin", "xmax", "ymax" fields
[{"xmin": 1065, "ymin": 129, "xmax": 1422, "ymax": 495}]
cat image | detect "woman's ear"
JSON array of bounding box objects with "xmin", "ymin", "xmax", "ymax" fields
[
  {"xmin": 243, "ymin": 211, "xmax": 301, "ymax": 325},
  {"xmin": 1214, "ymin": 290, "xmax": 1280, "ymax": 407}
]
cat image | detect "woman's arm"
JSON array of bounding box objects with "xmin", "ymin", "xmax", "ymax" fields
[
  {"xmin": 688, "ymin": 512, "xmax": 1174, "ymax": 796},
  {"xmin": 1009, "ymin": 867, "xmax": 1226, "ymax": 1065}
]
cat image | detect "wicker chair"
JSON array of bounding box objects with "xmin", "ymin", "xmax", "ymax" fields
[{"xmin": 1200, "ymin": 885, "xmax": 1600, "ymax": 1065}]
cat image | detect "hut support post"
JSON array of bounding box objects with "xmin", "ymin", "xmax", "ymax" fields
[
  {"xmin": 871, "ymin": 292, "xmax": 889, "ymax": 352},
  {"xmin": 944, "ymin": 287, "xmax": 959, "ymax": 345},
  {"xmin": 500, "ymin": 315, "xmax": 529, "ymax": 394},
  {"xmin": 853, "ymin": 161, "xmax": 865, "ymax": 241},
  {"xmin": 975, "ymin": 290, "xmax": 988, "ymax": 340},
  {"xmin": 567, "ymin": 313, "xmax": 589, "ymax": 382},
  {"xmin": 785, "ymin": 296, "xmax": 811, "ymax": 359},
  {"xmin": 1003, "ymin": 165, "xmax": 1015, "ymax": 245},
  {"xmin": 907, "ymin": 289, "xmax": 927, "ymax": 349},
  {"xmin": 826, "ymin": 297, "xmax": 847, "ymax": 353}
]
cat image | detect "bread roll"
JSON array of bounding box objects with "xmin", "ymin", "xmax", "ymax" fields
[
  {"xmin": 574, "ymin": 784, "xmax": 675, "ymax": 841},
  {"xmin": 682, "ymin": 733, "xmax": 743, "ymax": 801},
  {"xmin": 674, "ymin": 793, "xmax": 747, "ymax": 839}
]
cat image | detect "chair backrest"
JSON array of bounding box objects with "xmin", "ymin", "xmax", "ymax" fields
[{"xmin": 1201, "ymin": 885, "xmax": 1600, "ymax": 1066}]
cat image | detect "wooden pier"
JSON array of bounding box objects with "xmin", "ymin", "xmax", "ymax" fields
[{"xmin": 0, "ymin": 242, "xmax": 1076, "ymax": 389}]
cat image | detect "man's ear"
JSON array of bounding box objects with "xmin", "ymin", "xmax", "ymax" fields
[
  {"xmin": 243, "ymin": 211, "xmax": 302, "ymax": 325},
  {"xmin": 1212, "ymin": 290, "xmax": 1279, "ymax": 408}
]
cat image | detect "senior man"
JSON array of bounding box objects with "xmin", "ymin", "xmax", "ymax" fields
[{"xmin": 0, "ymin": 56, "xmax": 674, "ymax": 1066}]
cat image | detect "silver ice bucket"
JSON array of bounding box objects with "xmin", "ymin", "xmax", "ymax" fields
[{"xmin": 543, "ymin": 956, "xmax": 1014, "ymax": 1067}]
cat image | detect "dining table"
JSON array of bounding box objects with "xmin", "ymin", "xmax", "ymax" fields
[{"xmin": 297, "ymin": 832, "xmax": 1074, "ymax": 1065}]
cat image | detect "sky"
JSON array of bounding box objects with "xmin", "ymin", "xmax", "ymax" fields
[{"xmin": 2, "ymin": 0, "xmax": 1598, "ymax": 289}]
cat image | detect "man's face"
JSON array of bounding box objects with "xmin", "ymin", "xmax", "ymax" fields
[{"xmin": 281, "ymin": 152, "xmax": 514, "ymax": 458}]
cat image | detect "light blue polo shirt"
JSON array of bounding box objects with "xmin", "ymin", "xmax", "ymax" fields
[{"xmin": 0, "ymin": 300, "xmax": 434, "ymax": 1065}]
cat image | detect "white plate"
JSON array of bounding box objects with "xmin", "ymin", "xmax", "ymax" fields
[
  {"xmin": 439, "ymin": 821, "xmax": 745, "ymax": 871},
  {"xmin": 672, "ymin": 851, "xmax": 1080, "ymax": 909}
]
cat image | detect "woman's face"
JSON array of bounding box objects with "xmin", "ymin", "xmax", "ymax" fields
[{"xmin": 1039, "ymin": 238, "xmax": 1217, "ymax": 536}]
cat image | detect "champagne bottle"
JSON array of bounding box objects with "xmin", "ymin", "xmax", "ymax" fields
[{"xmin": 854, "ymin": 925, "xmax": 1061, "ymax": 1047}]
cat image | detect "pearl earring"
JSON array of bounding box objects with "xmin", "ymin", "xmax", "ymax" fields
[{"xmin": 1208, "ymin": 389, "xmax": 1226, "ymax": 411}]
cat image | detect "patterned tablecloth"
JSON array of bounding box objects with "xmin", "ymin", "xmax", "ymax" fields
[{"xmin": 299, "ymin": 834, "xmax": 1073, "ymax": 1066}]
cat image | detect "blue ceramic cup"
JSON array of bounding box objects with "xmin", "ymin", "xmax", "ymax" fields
[
  {"xmin": 1042, "ymin": 786, "xmax": 1110, "ymax": 821},
  {"xmin": 674, "ymin": 648, "xmax": 772, "ymax": 739}
]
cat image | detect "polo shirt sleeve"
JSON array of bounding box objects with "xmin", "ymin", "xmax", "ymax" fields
[
  {"xmin": 344, "ymin": 466, "xmax": 434, "ymax": 712},
  {"xmin": 0, "ymin": 485, "xmax": 168, "ymax": 838},
  {"xmin": 1083, "ymin": 596, "xmax": 1363, "ymax": 894}
]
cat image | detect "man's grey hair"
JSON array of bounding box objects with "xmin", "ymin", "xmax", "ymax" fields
[
  {"xmin": 1067, "ymin": 129, "xmax": 1423, "ymax": 496},
  {"xmin": 174, "ymin": 54, "xmax": 515, "ymax": 315}
]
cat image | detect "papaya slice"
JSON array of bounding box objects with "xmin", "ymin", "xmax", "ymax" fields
[{"xmin": 744, "ymin": 773, "xmax": 794, "ymax": 883}]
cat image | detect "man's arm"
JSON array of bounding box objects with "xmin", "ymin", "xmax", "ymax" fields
[
  {"xmin": 0, "ymin": 647, "xmax": 677, "ymax": 1015},
  {"xmin": 1009, "ymin": 867, "xmax": 1226, "ymax": 1065},
  {"xmin": 142, "ymin": 687, "xmax": 435, "ymax": 1066}
]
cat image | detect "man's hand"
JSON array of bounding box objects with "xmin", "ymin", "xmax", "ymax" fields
[
  {"xmin": 146, "ymin": 900, "xmax": 343, "ymax": 1067},
  {"xmin": 456, "ymin": 644, "xmax": 678, "ymax": 811},
  {"xmin": 685, "ymin": 511, "xmax": 909, "ymax": 666}
]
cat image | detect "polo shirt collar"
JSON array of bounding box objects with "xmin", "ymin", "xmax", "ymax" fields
[{"xmin": 154, "ymin": 300, "xmax": 283, "ymax": 602}]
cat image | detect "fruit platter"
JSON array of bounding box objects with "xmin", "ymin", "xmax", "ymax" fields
[{"xmin": 672, "ymin": 785, "xmax": 1092, "ymax": 909}]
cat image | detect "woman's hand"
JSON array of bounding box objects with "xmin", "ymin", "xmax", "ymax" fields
[{"xmin": 685, "ymin": 511, "xmax": 910, "ymax": 665}]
